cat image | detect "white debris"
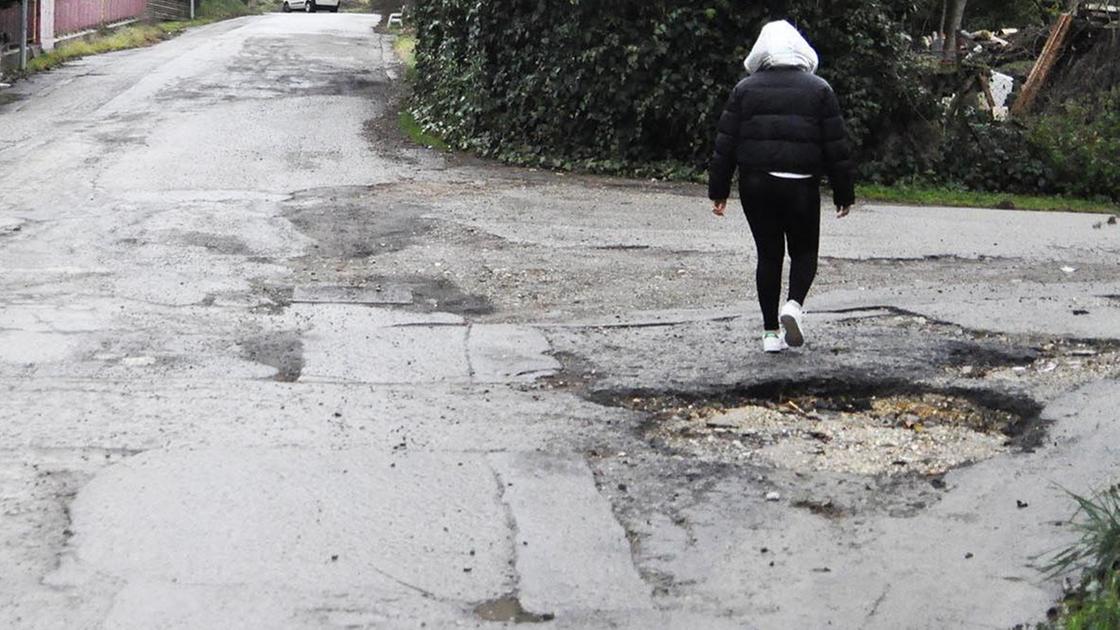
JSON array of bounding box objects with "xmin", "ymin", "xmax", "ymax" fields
[
  {"xmin": 989, "ymin": 71, "xmax": 1014, "ymax": 121},
  {"xmin": 765, "ymin": 491, "xmax": 781, "ymax": 502}
]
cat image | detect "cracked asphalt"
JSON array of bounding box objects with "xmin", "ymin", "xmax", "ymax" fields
[{"xmin": 2, "ymin": 13, "xmax": 1120, "ymax": 630}]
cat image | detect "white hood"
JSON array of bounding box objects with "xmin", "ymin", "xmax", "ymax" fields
[{"xmin": 744, "ymin": 20, "xmax": 819, "ymax": 74}]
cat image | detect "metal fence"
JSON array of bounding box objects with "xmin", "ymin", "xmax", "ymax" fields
[{"xmin": 148, "ymin": 0, "xmax": 188, "ymax": 21}]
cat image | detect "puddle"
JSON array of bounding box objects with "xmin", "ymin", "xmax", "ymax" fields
[
  {"xmin": 474, "ymin": 594, "xmax": 554, "ymax": 624},
  {"xmin": 599, "ymin": 381, "xmax": 1044, "ymax": 477}
]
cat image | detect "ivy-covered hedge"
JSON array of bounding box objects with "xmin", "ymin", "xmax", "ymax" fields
[
  {"xmin": 410, "ymin": 0, "xmax": 930, "ymax": 176},
  {"xmin": 410, "ymin": 1, "xmax": 1118, "ymax": 201}
]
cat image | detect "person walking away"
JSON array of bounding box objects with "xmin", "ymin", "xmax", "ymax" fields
[{"xmin": 708, "ymin": 20, "xmax": 856, "ymax": 353}]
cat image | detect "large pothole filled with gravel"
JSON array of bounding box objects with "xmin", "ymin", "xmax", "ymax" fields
[{"xmin": 608, "ymin": 383, "xmax": 1043, "ymax": 476}]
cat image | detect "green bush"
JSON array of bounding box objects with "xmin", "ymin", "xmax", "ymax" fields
[
  {"xmin": 1030, "ymin": 88, "xmax": 1120, "ymax": 201},
  {"xmin": 866, "ymin": 112, "xmax": 1057, "ymax": 195},
  {"xmin": 410, "ymin": 0, "xmax": 930, "ymax": 176},
  {"xmin": 863, "ymin": 101, "xmax": 1120, "ymax": 202},
  {"xmin": 410, "ymin": 0, "xmax": 1116, "ymax": 201}
]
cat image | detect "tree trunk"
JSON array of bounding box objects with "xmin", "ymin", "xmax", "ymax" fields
[{"xmin": 942, "ymin": 0, "xmax": 968, "ymax": 62}]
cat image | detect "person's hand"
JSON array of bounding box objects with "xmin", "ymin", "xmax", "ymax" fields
[
  {"xmin": 713, "ymin": 200, "xmax": 727, "ymax": 217},
  {"xmin": 836, "ymin": 205, "xmax": 851, "ymax": 218}
]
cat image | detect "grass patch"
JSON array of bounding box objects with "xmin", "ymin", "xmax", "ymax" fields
[
  {"xmin": 1041, "ymin": 485, "xmax": 1120, "ymax": 629},
  {"xmin": 1045, "ymin": 486, "xmax": 1120, "ymax": 580},
  {"xmin": 393, "ymin": 31, "xmax": 416, "ymax": 71},
  {"xmin": 1063, "ymin": 576, "xmax": 1120, "ymax": 630},
  {"xmin": 858, "ymin": 183, "xmax": 1118, "ymax": 214},
  {"xmin": 399, "ymin": 110, "xmax": 448, "ymax": 152},
  {"xmin": 22, "ymin": 0, "xmax": 259, "ymax": 74},
  {"xmin": 392, "ymin": 29, "xmax": 444, "ymax": 151},
  {"xmin": 27, "ymin": 24, "xmax": 167, "ymax": 72}
]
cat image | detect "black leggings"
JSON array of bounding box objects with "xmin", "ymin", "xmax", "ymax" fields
[{"xmin": 740, "ymin": 172, "xmax": 822, "ymax": 331}]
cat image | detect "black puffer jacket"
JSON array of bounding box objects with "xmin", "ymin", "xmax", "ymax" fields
[{"xmin": 708, "ymin": 68, "xmax": 856, "ymax": 207}]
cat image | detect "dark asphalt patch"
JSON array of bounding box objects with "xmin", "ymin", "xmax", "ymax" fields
[
  {"xmin": 791, "ymin": 498, "xmax": 846, "ymax": 519},
  {"xmin": 402, "ymin": 275, "xmax": 493, "ymax": 316},
  {"xmin": 156, "ymin": 35, "xmax": 392, "ymax": 102},
  {"xmin": 282, "ymin": 186, "xmax": 434, "ymax": 259},
  {"xmin": 250, "ymin": 284, "xmax": 294, "ymax": 314},
  {"xmin": 240, "ymin": 331, "xmax": 304, "ymax": 382},
  {"xmin": 941, "ymin": 341, "xmax": 1040, "ymax": 373},
  {"xmin": 0, "ymin": 92, "xmax": 24, "ymax": 107},
  {"xmin": 179, "ymin": 231, "xmax": 253, "ymax": 256}
]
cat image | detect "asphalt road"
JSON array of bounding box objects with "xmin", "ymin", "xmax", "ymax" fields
[{"xmin": 2, "ymin": 14, "xmax": 1119, "ymax": 630}]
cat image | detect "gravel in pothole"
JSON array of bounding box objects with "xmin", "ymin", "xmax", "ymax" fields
[{"xmin": 639, "ymin": 393, "xmax": 1022, "ymax": 476}]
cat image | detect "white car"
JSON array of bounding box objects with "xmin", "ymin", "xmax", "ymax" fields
[{"xmin": 282, "ymin": 0, "xmax": 340, "ymax": 13}]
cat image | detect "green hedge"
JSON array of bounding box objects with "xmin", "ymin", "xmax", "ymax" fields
[
  {"xmin": 410, "ymin": 0, "xmax": 929, "ymax": 176},
  {"xmin": 410, "ymin": 1, "xmax": 1118, "ymax": 201}
]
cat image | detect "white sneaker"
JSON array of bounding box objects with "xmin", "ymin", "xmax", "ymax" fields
[
  {"xmin": 762, "ymin": 331, "xmax": 786, "ymax": 353},
  {"xmin": 780, "ymin": 300, "xmax": 805, "ymax": 347}
]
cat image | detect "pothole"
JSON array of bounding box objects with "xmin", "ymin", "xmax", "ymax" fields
[
  {"xmin": 601, "ymin": 382, "xmax": 1044, "ymax": 477},
  {"xmin": 473, "ymin": 594, "xmax": 554, "ymax": 623}
]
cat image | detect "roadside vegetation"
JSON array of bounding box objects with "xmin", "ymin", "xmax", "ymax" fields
[
  {"xmin": 401, "ymin": 1, "xmax": 1119, "ymax": 210},
  {"xmin": 1042, "ymin": 485, "xmax": 1120, "ymax": 629},
  {"xmin": 26, "ymin": 24, "xmax": 167, "ymax": 72},
  {"xmin": 23, "ymin": 0, "xmax": 259, "ymax": 74},
  {"xmin": 858, "ymin": 184, "xmax": 1118, "ymax": 214},
  {"xmin": 337, "ymin": 0, "xmax": 376, "ymax": 12},
  {"xmin": 389, "ymin": 25, "xmax": 447, "ymax": 151}
]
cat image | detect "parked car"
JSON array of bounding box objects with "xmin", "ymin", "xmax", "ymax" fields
[{"xmin": 282, "ymin": 0, "xmax": 340, "ymax": 13}]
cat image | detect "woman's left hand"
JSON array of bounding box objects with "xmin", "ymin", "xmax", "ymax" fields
[{"xmin": 712, "ymin": 200, "xmax": 727, "ymax": 216}]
